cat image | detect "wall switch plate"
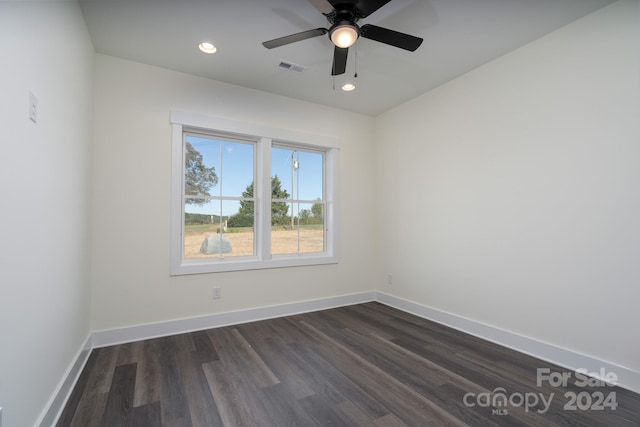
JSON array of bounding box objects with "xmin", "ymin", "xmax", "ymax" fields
[
  {"xmin": 213, "ymin": 287, "xmax": 221, "ymax": 299},
  {"xmin": 29, "ymin": 91, "xmax": 38, "ymax": 123}
]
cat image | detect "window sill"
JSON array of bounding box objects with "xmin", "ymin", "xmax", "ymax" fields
[{"xmin": 170, "ymin": 254, "xmax": 338, "ymax": 275}]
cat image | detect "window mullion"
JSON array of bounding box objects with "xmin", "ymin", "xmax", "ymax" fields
[
  {"xmin": 218, "ymin": 141, "xmax": 223, "ymax": 202},
  {"xmin": 257, "ymin": 137, "xmax": 272, "ymax": 260},
  {"xmin": 295, "ymin": 151, "xmax": 300, "ymax": 254}
]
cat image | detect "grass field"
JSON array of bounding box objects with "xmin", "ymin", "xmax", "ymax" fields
[{"xmin": 184, "ymin": 224, "xmax": 324, "ymax": 258}]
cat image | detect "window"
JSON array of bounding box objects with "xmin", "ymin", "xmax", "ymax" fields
[
  {"xmin": 171, "ymin": 112, "xmax": 338, "ymax": 275},
  {"xmin": 271, "ymin": 145, "xmax": 325, "ymax": 256},
  {"xmin": 183, "ymin": 133, "xmax": 256, "ymax": 259}
]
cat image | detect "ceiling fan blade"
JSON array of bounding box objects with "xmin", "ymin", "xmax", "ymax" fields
[
  {"xmin": 354, "ymin": 0, "xmax": 393, "ymax": 18},
  {"xmin": 331, "ymin": 46, "xmax": 348, "ymax": 76},
  {"xmin": 360, "ymin": 24, "xmax": 423, "ymax": 51},
  {"xmin": 262, "ymin": 28, "xmax": 328, "ymax": 49},
  {"xmin": 308, "ymin": 0, "xmax": 335, "ymax": 14}
]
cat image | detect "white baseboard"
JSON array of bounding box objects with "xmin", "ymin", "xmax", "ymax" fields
[
  {"xmin": 37, "ymin": 335, "xmax": 92, "ymax": 427},
  {"xmin": 91, "ymin": 291, "xmax": 377, "ymax": 348},
  {"xmin": 375, "ymin": 291, "xmax": 640, "ymax": 394}
]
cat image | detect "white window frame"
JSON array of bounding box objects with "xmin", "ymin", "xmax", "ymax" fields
[{"xmin": 170, "ymin": 111, "xmax": 339, "ymax": 275}]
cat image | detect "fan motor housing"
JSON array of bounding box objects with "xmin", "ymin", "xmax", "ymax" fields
[{"xmin": 327, "ymin": 4, "xmax": 361, "ymax": 24}]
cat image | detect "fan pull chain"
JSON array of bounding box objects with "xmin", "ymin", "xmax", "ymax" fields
[{"xmin": 354, "ymin": 43, "xmax": 358, "ymax": 79}]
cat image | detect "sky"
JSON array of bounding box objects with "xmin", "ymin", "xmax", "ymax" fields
[{"xmin": 185, "ymin": 134, "xmax": 323, "ymax": 217}]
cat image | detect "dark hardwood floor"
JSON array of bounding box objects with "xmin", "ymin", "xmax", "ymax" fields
[{"xmin": 57, "ymin": 302, "xmax": 640, "ymax": 426}]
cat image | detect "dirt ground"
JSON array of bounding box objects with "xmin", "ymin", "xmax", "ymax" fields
[{"xmin": 184, "ymin": 229, "xmax": 324, "ymax": 258}]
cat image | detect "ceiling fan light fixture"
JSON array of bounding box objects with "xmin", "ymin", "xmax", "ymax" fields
[
  {"xmin": 198, "ymin": 41, "xmax": 217, "ymax": 54},
  {"xmin": 330, "ymin": 24, "xmax": 358, "ymax": 48},
  {"xmin": 261, "ymin": 0, "xmax": 423, "ymax": 77}
]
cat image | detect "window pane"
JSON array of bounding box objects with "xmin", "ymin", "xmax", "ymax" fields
[
  {"xmin": 271, "ymin": 226, "xmax": 297, "ymax": 256},
  {"xmin": 185, "ymin": 135, "xmax": 255, "ymax": 198},
  {"xmin": 271, "ymin": 147, "xmax": 323, "ymax": 201},
  {"xmin": 298, "ymin": 202, "xmax": 325, "ymax": 253},
  {"xmin": 272, "ymin": 202, "xmax": 325, "ymax": 255},
  {"xmin": 297, "ymin": 151, "xmax": 323, "ymax": 201},
  {"xmin": 184, "ymin": 200, "xmax": 254, "ymax": 259},
  {"xmin": 184, "ymin": 135, "xmax": 220, "ymax": 197},
  {"xmin": 224, "ymin": 200, "xmax": 255, "ymax": 257},
  {"xmin": 271, "ymin": 147, "xmax": 294, "ymax": 198},
  {"xmin": 221, "ymin": 140, "xmax": 254, "ymax": 197},
  {"xmin": 183, "ymin": 200, "xmax": 223, "ymax": 259}
]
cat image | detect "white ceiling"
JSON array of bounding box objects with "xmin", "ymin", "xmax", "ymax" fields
[{"xmin": 79, "ymin": 0, "xmax": 614, "ymax": 116}]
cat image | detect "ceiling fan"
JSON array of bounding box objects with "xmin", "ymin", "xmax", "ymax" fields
[{"xmin": 262, "ymin": 0, "xmax": 423, "ymax": 76}]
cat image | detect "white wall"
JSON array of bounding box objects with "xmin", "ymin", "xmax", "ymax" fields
[
  {"xmin": 90, "ymin": 55, "xmax": 376, "ymax": 331},
  {"xmin": 375, "ymin": 0, "xmax": 639, "ymax": 376},
  {"xmin": 0, "ymin": 2, "xmax": 94, "ymax": 427}
]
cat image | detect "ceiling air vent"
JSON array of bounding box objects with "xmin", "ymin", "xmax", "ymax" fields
[{"xmin": 278, "ymin": 60, "xmax": 305, "ymax": 73}]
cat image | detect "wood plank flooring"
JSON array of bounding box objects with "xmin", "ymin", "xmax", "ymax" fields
[{"xmin": 57, "ymin": 302, "xmax": 640, "ymax": 426}]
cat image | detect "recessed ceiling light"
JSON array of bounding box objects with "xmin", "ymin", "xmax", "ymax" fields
[
  {"xmin": 198, "ymin": 42, "xmax": 217, "ymax": 54},
  {"xmin": 341, "ymin": 83, "xmax": 356, "ymax": 92}
]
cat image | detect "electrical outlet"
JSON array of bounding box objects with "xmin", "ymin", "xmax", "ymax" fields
[
  {"xmin": 387, "ymin": 274, "xmax": 393, "ymax": 285},
  {"xmin": 212, "ymin": 287, "xmax": 222, "ymax": 299}
]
